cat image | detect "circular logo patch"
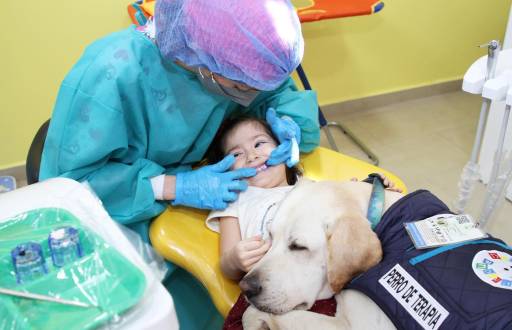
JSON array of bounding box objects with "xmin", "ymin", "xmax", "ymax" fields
[{"xmin": 472, "ymin": 250, "xmax": 512, "ymax": 290}]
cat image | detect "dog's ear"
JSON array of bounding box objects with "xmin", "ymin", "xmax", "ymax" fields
[{"xmin": 326, "ymin": 213, "xmax": 382, "ymax": 293}]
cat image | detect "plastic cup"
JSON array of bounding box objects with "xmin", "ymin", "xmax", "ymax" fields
[
  {"xmin": 11, "ymin": 242, "xmax": 47, "ymax": 284},
  {"xmin": 48, "ymin": 226, "xmax": 83, "ymax": 267}
]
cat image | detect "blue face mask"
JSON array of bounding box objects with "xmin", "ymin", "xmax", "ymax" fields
[{"xmin": 196, "ymin": 68, "xmax": 260, "ymax": 107}]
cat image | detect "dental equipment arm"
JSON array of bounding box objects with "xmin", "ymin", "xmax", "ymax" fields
[
  {"xmin": 454, "ymin": 40, "xmax": 501, "ymax": 214},
  {"xmin": 478, "ymin": 78, "xmax": 512, "ymax": 228}
]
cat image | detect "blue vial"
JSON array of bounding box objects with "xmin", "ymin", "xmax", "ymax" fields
[
  {"xmin": 11, "ymin": 242, "xmax": 47, "ymax": 284},
  {"xmin": 48, "ymin": 226, "xmax": 83, "ymax": 267}
]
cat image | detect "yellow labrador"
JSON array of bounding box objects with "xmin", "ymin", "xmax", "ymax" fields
[{"xmin": 240, "ymin": 180, "xmax": 403, "ymax": 330}]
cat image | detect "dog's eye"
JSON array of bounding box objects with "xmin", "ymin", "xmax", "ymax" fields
[{"xmin": 289, "ymin": 241, "xmax": 308, "ymax": 251}]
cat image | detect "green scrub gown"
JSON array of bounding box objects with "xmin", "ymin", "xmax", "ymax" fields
[{"xmin": 40, "ymin": 25, "xmax": 320, "ymax": 329}]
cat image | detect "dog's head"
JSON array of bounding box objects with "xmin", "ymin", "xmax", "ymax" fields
[{"xmin": 239, "ymin": 180, "xmax": 383, "ymax": 314}]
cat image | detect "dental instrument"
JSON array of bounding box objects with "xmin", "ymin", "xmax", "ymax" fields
[{"xmin": 0, "ymin": 287, "xmax": 93, "ymax": 308}]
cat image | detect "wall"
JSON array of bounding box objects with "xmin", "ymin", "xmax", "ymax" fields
[
  {"xmin": 299, "ymin": 0, "xmax": 511, "ymax": 104},
  {"xmin": 1, "ymin": 0, "xmax": 510, "ymax": 169}
]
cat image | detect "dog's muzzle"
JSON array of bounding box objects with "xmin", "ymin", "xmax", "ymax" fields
[{"xmin": 240, "ymin": 272, "xmax": 262, "ymax": 299}]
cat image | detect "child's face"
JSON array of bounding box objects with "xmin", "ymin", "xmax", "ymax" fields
[{"xmin": 223, "ymin": 121, "xmax": 289, "ymax": 188}]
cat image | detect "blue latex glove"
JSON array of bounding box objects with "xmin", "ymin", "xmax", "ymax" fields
[
  {"xmin": 265, "ymin": 108, "xmax": 301, "ymax": 167},
  {"xmin": 173, "ymin": 155, "xmax": 256, "ymax": 210}
]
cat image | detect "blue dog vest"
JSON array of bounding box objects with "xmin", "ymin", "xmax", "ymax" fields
[{"xmin": 346, "ymin": 190, "xmax": 512, "ymax": 330}]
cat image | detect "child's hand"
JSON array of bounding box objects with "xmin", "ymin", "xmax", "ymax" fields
[
  {"xmin": 352, "ymin": 173, "xmax": 403, "ymax": 193},
  {"xmin": 230, "ymin": 236, "xmax": 271, "ymax": 273},
  {"xmin": 377, "ymin": 173, "xmax": 403, "ymax": 193}
]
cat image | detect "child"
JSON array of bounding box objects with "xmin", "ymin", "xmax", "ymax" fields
[{"xmin": 206, "ymin": 116, "xmax": 400, "ymax": 280}]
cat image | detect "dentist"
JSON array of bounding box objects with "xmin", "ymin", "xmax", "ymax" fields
[{"xmin": 40, "ymin": 0, "xmax": 320, "ymax": 240}]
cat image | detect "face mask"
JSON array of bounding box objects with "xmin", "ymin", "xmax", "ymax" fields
[{"xmin": 196, "ymin": 68, "xmax": 260, "ymax": 107}]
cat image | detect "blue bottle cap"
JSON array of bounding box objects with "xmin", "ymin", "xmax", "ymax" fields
[
  {"xmin": 48, "ymin": 226, "xmax": 82, "ymax": 267},
  {"xmin": 11, "ymin": 242, "xmax": 47, "ymax": 284}
]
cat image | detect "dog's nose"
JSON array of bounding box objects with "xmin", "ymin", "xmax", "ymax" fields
[{"xmin": 239, "ymin": 273, "xmax": 262, "ymax": 299}]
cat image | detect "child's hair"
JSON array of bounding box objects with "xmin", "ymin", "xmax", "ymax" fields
[{"xmin": 206, "ymin": 116, "xmax": 302, "ymax": 185}]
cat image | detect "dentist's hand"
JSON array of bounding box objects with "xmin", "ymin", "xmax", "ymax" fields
[
  {"xmin": 265, "ymin": 108, "xmax": 301, "ymax": 167},
  {"xmin": 173, "ymin": 155, "xmax": 256, "ymax": 210}
]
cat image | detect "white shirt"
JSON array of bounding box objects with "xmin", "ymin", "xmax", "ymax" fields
[{"xmin": 206, "ymin": 185, "xmax": 294, "ymax": 240}]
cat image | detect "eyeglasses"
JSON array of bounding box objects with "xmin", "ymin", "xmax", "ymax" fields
[{"xmin": 198, "ymin": 67, "xmax": 258, "ymax": 93}]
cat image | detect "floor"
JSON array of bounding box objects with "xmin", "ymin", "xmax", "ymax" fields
[{"xmin": 320, "ymin": 90, "xmax": 512, "ymax": 243}]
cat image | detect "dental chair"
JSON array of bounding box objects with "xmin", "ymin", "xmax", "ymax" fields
[
  {"xmin": 26, "ymin": 119, "xmax": 50, "ymax": 184},
  {"xmin": 150, "ymin": 148, "xmax": 406, "ymax": 319}
]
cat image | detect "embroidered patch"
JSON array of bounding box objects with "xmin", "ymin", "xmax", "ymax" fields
[
  {"xmin": 379, "ymin": 264, "xmax": 449, "ymax": 330},
  {"xmin": 472, "ymin": 250, "xmax": 512, "ymax": 290}
]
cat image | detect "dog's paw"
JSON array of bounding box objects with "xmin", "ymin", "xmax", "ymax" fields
[{"xmin": 242, "ymin": 305, "xmax": 273, "ymax": 330}]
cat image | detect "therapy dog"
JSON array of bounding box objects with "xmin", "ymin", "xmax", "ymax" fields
[
  {"xmin": 239, "ymin": 180, "xmax": 512, "ymax": 330},
  {"xmin": 240, "ymin": 180, "xmax": 401, "ymax": 330}
]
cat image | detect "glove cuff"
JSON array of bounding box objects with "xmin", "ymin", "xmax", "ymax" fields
[{"xmin": 172, "ymin": 172, "xmax": 187, "ymax": 206}]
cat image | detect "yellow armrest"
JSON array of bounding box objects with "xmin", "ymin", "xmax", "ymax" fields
[
  {"xmin": 150, "ymin": 206, "xmax": 239, "ymax": 317},
  {"xmin": 149, "ymin": 147, "xmax": 407, "ymax": 317},
  {"xmin": 301, "ymin": 147, "xmax": 406, "ymax": 189}
]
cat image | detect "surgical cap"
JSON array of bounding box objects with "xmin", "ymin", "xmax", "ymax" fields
[{"xmin": 155, "ymin": 0, "xmax": 304, "ymax": 91}]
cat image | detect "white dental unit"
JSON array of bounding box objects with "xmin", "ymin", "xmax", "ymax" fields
[
  {"xmin": 478, "ymin": 6, "xmax": 512, "ymax": 197},
  {"xmin": 457, "ymin": 5, "xmax": 512, "ymax": 227}
]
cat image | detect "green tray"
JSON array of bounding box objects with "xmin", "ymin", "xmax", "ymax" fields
[{"xmin": 0, "ymin": 208, "xmax": 147, "ymax": 330}]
